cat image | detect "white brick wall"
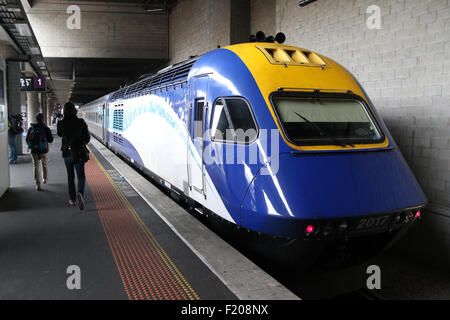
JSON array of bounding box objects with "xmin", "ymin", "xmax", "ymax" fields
[{"xmin": 275, "ymin": 0, "xmax": 450, "ymax": 213}]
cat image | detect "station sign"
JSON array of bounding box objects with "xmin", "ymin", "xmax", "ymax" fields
[{"xmin": 20, "ymin": 76, "xmax": 46, "ymax": 92}]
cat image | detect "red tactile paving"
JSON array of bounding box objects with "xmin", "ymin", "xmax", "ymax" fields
[{"xmin": 85, "ymin": 154, "xmax": 200, "ymax": 300}]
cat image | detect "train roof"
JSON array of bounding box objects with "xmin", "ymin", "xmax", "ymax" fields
[
  {"xmin": 223, "ymin": 42, "xmax": 364, "ymax": 98},
  {"xmin": 110, "ymin": 56, "xmax": 199, "ymax": 102},
  {"xmin": 108, "ymin": 42, "xmax": 364, "ymax": 104}
]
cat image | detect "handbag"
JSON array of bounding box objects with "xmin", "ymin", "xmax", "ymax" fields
[{"xmin": 69, "ymin": 144, "xmax": 90, "ymax": 163}]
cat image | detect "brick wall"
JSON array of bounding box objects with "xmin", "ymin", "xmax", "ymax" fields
[
  {"xmin": 169, "ymin": 0, "xmax": 450, "ymax": 213},
  {"xmin": 169, "ymin": 0, "xmax": 230, "ymax": 64},
  {"xmin": 275, "ymin": 0, "xmax": 450, "ymax": 214}
]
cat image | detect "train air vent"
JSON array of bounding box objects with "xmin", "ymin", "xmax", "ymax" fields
[
  {"xmin": 122, "ymin": 57, "xmax": 199, "ymax": 99},
  {"xmin": 113, "ymin": 135, "xmax": 123, "ymax": 145},
  {"xmin": 113, "ymin": 109, "xmax": 124, "ymax": 132},
  {"xmin": 258, "ymin": 46, "xmax": 327, "ymax": 67},
  {"xmin": 265, "ymin": 48, "xmax": 291, "ymax": 63},
  {"xmin": 302, "ymin": 51, "xmax": 326, "ymax": 65}
]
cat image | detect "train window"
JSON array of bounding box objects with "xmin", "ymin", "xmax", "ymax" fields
[
  {"xmin": 210, "ymin": 99, "xmax": 232, "ymax": 141},
  {"xmin": 211, "ymin": 98, "xmax": 258, "ymax": 144},
  {"xmin": 194, "ymin": 99, "xmax": 204, "ymax": 139},
  {"xmin": 272, "ymin": 96, "xmax": 383, "ymax": 146}
]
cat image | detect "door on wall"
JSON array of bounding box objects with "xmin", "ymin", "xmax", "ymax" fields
[{"xmin": 188, "ymin": 75, "xmax": 209, "ymax": 197}]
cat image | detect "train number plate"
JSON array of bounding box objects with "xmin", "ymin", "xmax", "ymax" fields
[{"xmin": 355, "ymin": 215, "xmax": 391, "ymax": 231}]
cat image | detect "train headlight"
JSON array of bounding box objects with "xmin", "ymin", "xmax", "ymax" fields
[
  {"xmin": 323, "ymin": 223, "xmax": 333, "ymax": 236},
  {"xmin": 338, "ymin": 221, "xmax": 348, "ymax": 232}
]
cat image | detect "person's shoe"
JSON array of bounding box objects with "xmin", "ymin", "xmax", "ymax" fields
[
  {"xmin": 68, "ymin": 200, "xmax": 76, "ymax": 206},
  {"xmin": 36, "ymin": 184, "xmax": 41, "ymax": 191},
  {"xmin": 43, "ymin": 179, "xmax": 48, "ymax": 184},
  {"xmin": 76, "ymin": 192, "xmax": 85, "ymax": 210}
]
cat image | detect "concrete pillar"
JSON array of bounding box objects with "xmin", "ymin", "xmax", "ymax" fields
[
  {"xmin": 26, "ymin": 92, "xmax": 39, "ymax": 128},
  {"xmin": 46, "ymin": 97, "xmax": 53, "ymax": 125},
  {"xmin": 230, "ymin": 0, "xmax": 251, "ymax": 45},
  {"xmin": 42, "ymin": 94, "xmax": 46, "ymax": 123},
  {"xmin": 41, "ymin": 93, "xmax": 47, "ymax": 124},
  {"xmin": 21, "ymin": 92, "xmax": 26, "ymax": 113}
]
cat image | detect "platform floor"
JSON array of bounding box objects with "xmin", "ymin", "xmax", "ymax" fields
[{"xmin": 0, "ymin": 132, "xmax": 237, "ymax": 300}]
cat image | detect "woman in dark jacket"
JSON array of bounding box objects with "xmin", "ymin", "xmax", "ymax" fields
[{"xmin": 57, "ymin": 102, "xmax": 90, "ymax": 210}]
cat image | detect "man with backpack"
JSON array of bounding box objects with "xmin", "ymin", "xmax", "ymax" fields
[
  {"xmin": 7, "ymin": 113, "xmax": 24, "ymax": 164},
  {"xmin": 26, "ymin": 113, "xmax": 54, "ymax": 191}
]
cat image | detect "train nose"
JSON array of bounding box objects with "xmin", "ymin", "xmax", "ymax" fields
[{"xmin": 240, "ymin": 150, "xmax": 427, "ymax": 238}]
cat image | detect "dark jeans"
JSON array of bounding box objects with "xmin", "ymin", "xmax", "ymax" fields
[{"xmin": 64, "ymin": 157, "xmax": 86, "ymax": 201}]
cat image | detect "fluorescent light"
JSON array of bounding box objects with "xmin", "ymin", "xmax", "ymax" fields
[
  {"xmin": 29, "ymin": 47, "xmax": 41, "ymax": 55},
  {"xmin": 298, "ymin": 0, "xmax": 318, "ymax": 7},
  {"xmin": 15, "ymin": 24, "xmax": 32, "ymax": 36}
]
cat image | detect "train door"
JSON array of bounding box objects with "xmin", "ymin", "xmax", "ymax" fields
[
  {"xmin": 103, "ymin": 102, "xmax": 110, "ymax": 146},
  {"xmin": 188, "ymin": 75, "xmax": 209, "ymax": 197},
  {"xmin": 102, "ymin": 103, "xmax": 106, "ymax": 143}
]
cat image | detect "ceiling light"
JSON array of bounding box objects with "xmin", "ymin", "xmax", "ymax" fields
[
  {"xmin": 298, "ymin": 0, "xmax": 318, "ymax": 7},
  {"xmin": 15, "ymin": 24, "xmax": 32, "ymax": 36},
  {"xmin": 29, "ymin": 47, "xmax": 41, "ymax": 55}
]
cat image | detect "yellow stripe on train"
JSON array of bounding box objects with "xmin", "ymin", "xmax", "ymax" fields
[{"xmin": 224, "ymin": 43, "xmax": 389, "ymax": 151}]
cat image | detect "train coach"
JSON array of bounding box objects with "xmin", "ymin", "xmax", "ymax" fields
[{"xmin": 80, "ymin": 33, "xmax": 427, "ymax": 266}]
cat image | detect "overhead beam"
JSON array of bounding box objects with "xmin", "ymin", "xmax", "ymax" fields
[{"xmin": 23, "ymin": 1, "xmax": 169, "ymax": 59}]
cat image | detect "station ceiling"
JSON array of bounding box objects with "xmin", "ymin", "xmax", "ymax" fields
[{"xmin": 19, "ymin": 0, "xmax": 177, "ymax": 105}]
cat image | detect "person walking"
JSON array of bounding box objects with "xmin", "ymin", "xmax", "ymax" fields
[
  {"xmin": 57, "ymin": 102, "xmax": 90, "ymax": 210},
  {"xmin": 25, "ymin": 113, "xmax": 54, "ymax": 190}
]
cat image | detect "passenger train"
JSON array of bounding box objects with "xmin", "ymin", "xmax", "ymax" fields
[{"xmin": 80, "ymin": 33, "xmax": 427, "ymax": 266}]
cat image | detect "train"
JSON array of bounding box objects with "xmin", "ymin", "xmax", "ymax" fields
[{"xmin": 79, "ymin": 33, "xmax": 427, "ymax": 267}]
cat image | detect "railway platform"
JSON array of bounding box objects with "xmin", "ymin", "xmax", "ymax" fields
[{"xmin": 0, "ymin": 130, "xmax": 297, "ymax": 300}]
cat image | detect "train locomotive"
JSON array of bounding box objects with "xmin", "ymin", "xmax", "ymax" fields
[{"xmin": 80, "ymin": 33, "xmax": 427, "ymax": 267}]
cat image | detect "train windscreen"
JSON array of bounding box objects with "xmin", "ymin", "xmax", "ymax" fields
[{"xmin": 272, "ymin": 97, "xmax": 383, "ymax": 146}]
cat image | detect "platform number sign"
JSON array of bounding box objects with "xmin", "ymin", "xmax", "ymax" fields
[{"xmin": 20, "ymin": 76, "xmax": 46, "ymax": 92}]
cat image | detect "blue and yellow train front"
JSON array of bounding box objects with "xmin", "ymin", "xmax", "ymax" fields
[{"xmin": 193, "ymin": 42, "xmax": 427, "ymax": 263}]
